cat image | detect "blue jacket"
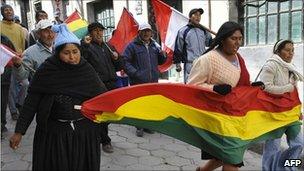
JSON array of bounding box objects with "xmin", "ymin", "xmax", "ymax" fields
[
  {"xmin": 13, "ymin": 41, "xmax": 53, "ymax": 81},
  {"xmin": 173, "ymin": 24, "xmax": 212, "ymax": 63},
  {"xmin": 123, "ymin": 36, "xmax": 166, "ymax": 85}
]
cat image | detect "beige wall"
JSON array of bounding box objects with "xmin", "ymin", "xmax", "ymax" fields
[
  {"xmin": 112, "ymin": 0, "xmax": 229, "ymax": 32},
  {"xmin": 113, "ymin": 0, "xmax": 148, "ymax": 26},
  {"xmin": 113, "ymin": 0, "xmax": 127, "ymax": 27},
  {"xmin": 182, "ymin": 1, "xmax": 209, "ymax": 27},
  {"xmin": 66, "ymin": 1, "xmax": 82, "ymax": 17},
  {"xmin": 182, "ymin": 0, "xmax": 229, "ymax": 33},
  {"xmin": 26, "ymin": 0, "xmax": 54, "ymax": 30}
]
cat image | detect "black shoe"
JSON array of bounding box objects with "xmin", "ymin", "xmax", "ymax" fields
[
  {"xmin": 143, "ymin": 128, "xmax": 154, "ymax": 134},
  {"xmin": 102, "ymin": 143, "xmax": 114, "ymax": 153},
  {"xmin": 11, "ymin": 112, "xmax": 19, "ymax": 121},
  {"xmin": 136, "ymin": 128, "xmax": 144, "ymax": 137}
]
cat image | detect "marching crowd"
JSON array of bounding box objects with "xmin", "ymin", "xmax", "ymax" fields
[{"xmin": 1, "ymin": 4, "xmax": 303, "ymax": 171}]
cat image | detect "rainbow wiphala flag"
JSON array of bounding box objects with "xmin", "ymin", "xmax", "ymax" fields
[
  {"xmin": 81, "ymin": 83, "xmax": 302, "ymax": 164},
  {"xmin": 65, "ymin": 10, "xmax": 88, "ymax": 39}
]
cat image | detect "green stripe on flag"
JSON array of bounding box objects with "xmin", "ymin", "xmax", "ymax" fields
[
  {"xmin": 73, "ymin": 28, "xmax": 88, "ymax": 39},
  {"xmin": 105, "ymin": 116, "xmax": 301, "ymax": 164}
]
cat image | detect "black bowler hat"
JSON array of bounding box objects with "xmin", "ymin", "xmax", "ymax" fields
[{"xmin": 88, "ymin": 22, "xmax": 106, "ymax": 33}]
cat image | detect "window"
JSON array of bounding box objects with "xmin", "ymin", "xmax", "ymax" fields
[
  {"xmin": 258, "ymin": 16, "xmax": 266, "ymax": 44},
  {"xmin": 248, "ymin": 18, "xmax": 257, "ymax": 44},
  {"xmin": 96, "ymin": 9, "xmax": 114, "ymax": 41},
  {"xmin": 94, "ymin": 1, "xmax": 115, "ymax": 42},
  {"xmin": 244, "ymin": 0, "xmax": 303, "ymax": 45}
]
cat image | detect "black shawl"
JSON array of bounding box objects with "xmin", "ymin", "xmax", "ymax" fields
[
  {"xmin": 28, "ymin": 55, "xmax": 107, "ymax": 101},
  {"xmin": 15, "ymin": 56, "xmax": 107, "ymax": 134}
]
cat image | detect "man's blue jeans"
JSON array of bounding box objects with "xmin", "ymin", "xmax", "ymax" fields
[{"xmin": 8, "ymin": 75, "xmax": 28, "ymax": 114}]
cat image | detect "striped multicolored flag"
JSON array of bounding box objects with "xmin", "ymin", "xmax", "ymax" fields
[
  {"xmin": 81, "ymin": 83, "xmax": 302, "ymax": 164},
  {"xmin": 64, "ymin": 10, "xmax": 88, "ymax": 39},
  {"xmin": 151, "ymin": 0, "xmax": 188, "ymax": 72}
]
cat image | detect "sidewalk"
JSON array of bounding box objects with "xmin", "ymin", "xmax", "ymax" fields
[{"xmin": 1, "ymin": 114, "xmax": 262, "ymax": 170}]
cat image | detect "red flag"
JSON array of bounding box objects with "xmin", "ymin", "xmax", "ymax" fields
[
  {"xmin": 108, "ymin": 8, "xmax": 138, "ymax": 54},
  {"xmin": 151, "ymin": 0, "xmax": 188, "ymax": 72}
]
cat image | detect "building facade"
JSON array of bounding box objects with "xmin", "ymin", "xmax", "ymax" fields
[{"xmin": 3, "ymin": 0, "xmax": 303, "ymax": 82}]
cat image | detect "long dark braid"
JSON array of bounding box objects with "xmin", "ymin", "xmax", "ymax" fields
[{"xmin": 204, "ymin": 21, "xmax": 244, "ymax": 55}]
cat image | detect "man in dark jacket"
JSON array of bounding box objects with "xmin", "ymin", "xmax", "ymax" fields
[
  {"xmin": 123, "ymin": 23, "xmax": 167, "ymax": 137},
  {"xmin": 82, "ymin": 22, "xmax": 124, "ymax": 153}
]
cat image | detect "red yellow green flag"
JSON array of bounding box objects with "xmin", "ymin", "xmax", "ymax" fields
[
  {"xmin": 64, "ymin": 10, "xmax": 88, "ymax": 39},
  {"xmin": 81, "ymin": 83, "xmax": 302, "ymax": 164}
]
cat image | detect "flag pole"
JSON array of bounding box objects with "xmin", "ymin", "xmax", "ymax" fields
[
  {"xmin": 104, "ymin": 42, "xmax": 114, "ymax": 54},
  {"xmin": 171, "ymin": 7, "xmax": 217, "ymax": 35},
  {"xmin": 198, "ymin": 24, "xmax": 217, "ymax": 35}
]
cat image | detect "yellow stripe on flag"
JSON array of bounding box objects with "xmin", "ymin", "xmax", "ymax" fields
[
  {"xmin": 67, "ymin": 19, "xmax": 88, "ymax": 32},
  {"xmin": 95, "ymin": 95, "xmax": 301, "ymax": 140}
]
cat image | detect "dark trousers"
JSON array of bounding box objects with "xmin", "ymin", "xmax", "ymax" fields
[
  {"xmin": 99, "ymin": 80, "xmax": 117, "ymax": 145},
  {"xmin": 1, "ymin": 84, "xmax": 10, "ymax": 127},
  {"xmin": 100, "ymin": 123, "xmax": 111, "ymax": 145}
]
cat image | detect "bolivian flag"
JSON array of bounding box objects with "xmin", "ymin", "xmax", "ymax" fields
[
  {"xmin": 65, "ymin": 10, "xmax": 88, "ymax": 39},
  {"xmin": 81, "ymin": 83, "xmax": 302, "ymax": 164}
]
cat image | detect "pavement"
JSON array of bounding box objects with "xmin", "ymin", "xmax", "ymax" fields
[{"xmin": 1, "ymin": 112, "xmax": 263, "ymax": 171}]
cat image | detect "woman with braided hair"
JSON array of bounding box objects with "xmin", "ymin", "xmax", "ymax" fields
[{"xmin": 188, "ymin": 21, "xmax": 263, "ymax": 171}]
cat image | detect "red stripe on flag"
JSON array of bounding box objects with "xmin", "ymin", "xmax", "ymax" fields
[
  {"xmin": 65, "ymin": 10, "xmax": 81, "ymax": 24},
  {"xmin": 158, "ymin": 45, "xmax": 173, "ymax": 71},
  {"xmin": 81, "ymin": 83, "xmax": 301, "ymax": 117},
  {"xmin": 151, "ymin": 0, "xmax": 172, "ymax": 45},
  {"xmin": 152, "ymin": 0, "xmax": 173, "ymax": 72}
]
